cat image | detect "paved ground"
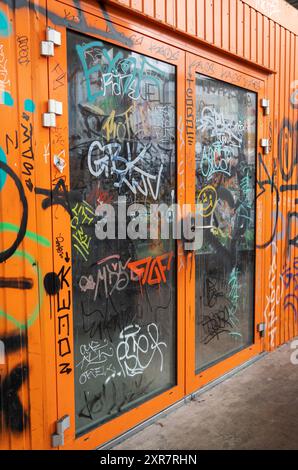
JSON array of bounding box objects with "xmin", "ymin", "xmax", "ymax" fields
[{"xmin": 113, "ymin": 340, "xmax": 298, "ymax": 450}]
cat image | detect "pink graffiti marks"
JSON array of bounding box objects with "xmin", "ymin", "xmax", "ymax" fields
[
  {"xmin": 128, "ymin": 252, "xmax": 173, "ymax": 286},
  {"xmin": 263, "ymin": 243, "xmax": 284, "ymax": 348},
  {"xmin": 71, "ymin": 201, "xmax": 95, "ymax": 262},
  {"xmin": 79, "ymin": 254, "xmax": 134, "ymax": 300},
  {"xmin": 282, "ymin": 257, "xmax": 298, "ymax": 321},
  {"xmin": 0, "ymin": 43, "xmax": 10, "ymax": 94}
]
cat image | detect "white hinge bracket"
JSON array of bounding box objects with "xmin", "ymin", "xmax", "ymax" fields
[
  {"xmin": 48, "ymin": 99, "xmax": 63, "ymax": 115},
  {"xmin": 260, "ymin": 138, "xmax": 270, "ymax": 155},
  {"xmin": 42, "ymin": 100, "xmax": 63, "ymax": 127},
  {"xmin": 42, "ymin": 112, "xmax": 56, "ymax": 128},
  {"xmin": 257, "ymin": 322, "xmax": 266, "ymax": 337},
  {"xmin": 40, "ymin": 27, "xmax": 61, "ymax": 57},
  {"xmin": 51, "ymin": 415, "xmax": 70, "ymax": 448},
  {"xmin": 261, "ymin": 98, "xmax": 270, "ymax": 116}
]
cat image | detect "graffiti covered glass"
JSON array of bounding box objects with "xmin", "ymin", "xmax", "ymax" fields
[
  {"xmin": 195, "ymin": 74, "xmax": 256, "ymax": 371},
  {"xmin": 67, "ymin": 31, "xmax": 177, "ymax": 435}
]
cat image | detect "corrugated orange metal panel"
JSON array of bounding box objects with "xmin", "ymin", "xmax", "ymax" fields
[
  {"xmin": 131, "ymin": 0, "xmax": 142, "ymax": 11},
  {"xmin": 213, "ymin": 0, "xmax": 222, "ymax": 48},
  {"xmin": 263, "ymin": 16, "xmax": 269, "ymax": 68},
  {"xmin": 269, "ymin": 19, "xmax": 275, "ymax": 70},
  {"xmin": 155, "ymin": 0, "xmax": 166, "ymax": 22},
  {"xmin": 177, "ymin": 0, "xmax": 187, "ymax": 31},
  {"xmin": 236, "ymin": 0, "xmax": 244, "ymax": 56},
  {"xmin": 197, "ymin": 0, "xmax": 205, "ymax": 39},
  {"xmin": 186, "ymin": 0, "xmax": 197, "ymax": 36},
  {"xmin": 221, "ymin": 0, "xmax": 230, "ymax": 50},
  {"xmin": 244, "ymin": 0, "xmax": 298, "ymax": 35},
  {"xmin": 204, "ymin": 0, "xmax": 213, "ymax": 43},
  {"xmin": 243, "ymin": 3, "xmax": 251, "ymax": 59},
  {"xmin": 0, "ymin": 0, "xmax": 57, "ymax": 450},
  {"xmin": 230, "ymin": 0, "xmax": 237, "ymax": 54},
  {"xmin": 250, "ymin": 8, "xmax": 257, "ymax": 62},
  {"xmin": 166, "ymin": 0, "xmax": 176, "ymax": 26},
  {"xmin": 143, "ymin": 0, "xmax": 155, "ymax": 17}
]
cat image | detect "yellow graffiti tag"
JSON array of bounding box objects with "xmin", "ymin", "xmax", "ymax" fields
[{"xmin": 197, "ymin": 185, "xmax": 217, "ymax": 217}]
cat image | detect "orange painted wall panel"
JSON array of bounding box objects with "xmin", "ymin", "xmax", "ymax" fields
[
  {"xmin": 165, "ymin": 0, "xmax": 176, "ymax": 26},
  {"xmin": 196, "ymin": 0, "xmax": 205, "ymax": 40},
  {"xmin": 213, "ymin": 0, "xmax": 222, "ymax": 48},
  {"xmin": 186, "ymin": 0, "xmax": 197, "ymax": 36},
  {"xmin": 204, "ymin": 0, "xmax": 214, "ymax": 43},
  {"xmin": 236, "ymin": 1, "xmax": 244, "ymax": 56}
]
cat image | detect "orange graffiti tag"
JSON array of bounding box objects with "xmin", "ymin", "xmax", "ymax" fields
[{"xmin": 128, "ymin": 252, "xmax": 174, "ymax": 286}]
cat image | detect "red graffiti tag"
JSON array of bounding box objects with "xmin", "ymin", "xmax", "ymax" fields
[{"xmin": 128, "ymin": 252, "xmax": 173, "ymax": 286}]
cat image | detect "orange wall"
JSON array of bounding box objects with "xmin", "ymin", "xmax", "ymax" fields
[{"xmin": 0, "ymin": 0, "xmax": 297, "ymax": 449}]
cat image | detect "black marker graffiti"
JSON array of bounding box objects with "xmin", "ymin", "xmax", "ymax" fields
[
  {"xmin": 43, "ymin": 272, "xmax": 61, "ymax": 296},
  {"xmin": 0, "ymin": 161, "xmax": 28, "ymax": 264},
  {"xmin": 256, "ymin": 152, "xmax": 279, "ymax": 249},
  {"xmin": 0, "ymin": 277, "xmax": 33, "ymax": 289},
  {"xmin": 35, "ymin": 179, "xmax": 72, "ymax": 215},
  {"xmin": 0, "ymin": 364, "xmax": 29, "ymax": 433},
  {"xmin": 0, "ymin": 333, "xmax": 28, "ymax": 434}
]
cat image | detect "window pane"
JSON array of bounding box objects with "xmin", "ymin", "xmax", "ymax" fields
[
  {"xmin": 67, "ymin": 31, "xmax": 177, "ymax": 436},
  {"xmin": 195, "ymin": 74, "xmax": 256, "ymax": 372}
]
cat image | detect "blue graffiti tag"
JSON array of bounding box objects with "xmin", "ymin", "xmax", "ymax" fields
[
  {"xmin": 76, "ymin": 41, "xmax": 165, "ymax": 103},
  {"xmin": 0, "ymin": 10, "xmax": 11, "ymax": 37}
]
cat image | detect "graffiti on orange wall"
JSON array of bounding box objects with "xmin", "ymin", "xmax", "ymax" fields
[
  {"xmin": 0, "ymin": 94, "xmax": 52, "ymax": 439},
  {"xmin": 258, "ymin": 77, "xmax": 298, "ymax": 347}
]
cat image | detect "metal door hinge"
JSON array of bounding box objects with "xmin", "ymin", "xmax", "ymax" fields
[
  {"xmin": 42, "ymin": 112, "xmax": 56, "ymax": 128},
  {"xmin": 48, "ymin": 99, "xmax": 63, "ymax": 115},
  {"xmin": 51, "ymin": 415, "xmax": 70, "ymax": 448},
  {"xmin": 261, "ymin": 98, "xmax": 270, "ymax": 116},
  {"xmin": 42, "ymin": 100, "xmax": 63, "ymax": 128},
  {"xmin": 257, "ymin": 322, "xmax": 266, "ymax": 337},
  {"xmin": 260, "ymin": 138, "xmax": 270, "ymax": 155},
  {"xmin": 40, "ymin": 27, "xmax": 61, "ymax": 57}
]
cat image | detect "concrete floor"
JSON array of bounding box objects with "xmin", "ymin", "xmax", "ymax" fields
[{"xmin": 113, "ymin": 340, "xmax": 298, "ymax": 450}]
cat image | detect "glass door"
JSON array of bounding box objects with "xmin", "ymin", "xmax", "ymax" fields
[
  {"xmin": 186, "ymin": 53, "xmax": 266, "ymax": 393},
  {"xmin": 67, "ymin": 30, "xmax": 177, "ymax": 436},
  {"xmin": 47, "ymin": 0, "xmax": 185, "ymax": 449},
  {"xmin": 195, "ymin": 75, "xmax": 256, "ymax": 371}
]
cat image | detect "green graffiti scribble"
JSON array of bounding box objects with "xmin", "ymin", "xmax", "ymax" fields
[
  {"xmin": 0, "ymin": 250, "xmax": 43, "ymax": 329},
  {"xmin": 0, "ymin": 222, "xmax": 50, "ymax": 247},
  {"xmin": 229, "ymin": 332, "xmax": 242, "ymax": 339},
  {"xmin": 227, "ymin": 267, "xmax": 242, "ymax": 338}
]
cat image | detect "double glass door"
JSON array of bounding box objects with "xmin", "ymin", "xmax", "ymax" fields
[
  {"xmin": 67, "ymin": 30, "xmax": 177, "ymax": 436},
  {"xmin": 195, "ymin": 75, "xmax": 257, "ymax": 372},
  {"xmin": 46, "ymin": 0, "xmax": 266, "ymax": 449}
]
